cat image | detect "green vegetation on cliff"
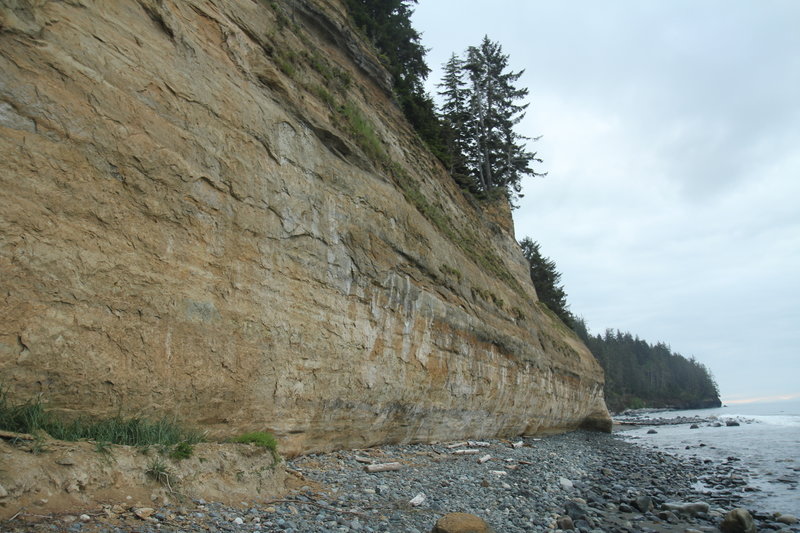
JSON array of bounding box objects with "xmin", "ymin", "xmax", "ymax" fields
[
  {"xmin": 0, "ymin": 389, "xmax": 204, "ymax": 447},
  {"xmin": 343, "ymin": 2, "xmax": 544, "ymax": 207},
  {"xmin": 344, "ymin": 0, "xmax": 442, "ymax": 155},
  {"xmin": 0, "ymin": 388, "xmax": 284, "ymax": 462},
  {"xmin": 520, "ymin": 238, "xmax": 571, "ymax": 325}
]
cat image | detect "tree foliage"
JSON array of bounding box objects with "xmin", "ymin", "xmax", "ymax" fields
[
  {"xmin": 519, "ymin": 238, "xmax": 572, "ymax": 325},
  {"xmin": 439, "ymin": 37, "xmax": 545, "ymax": 205},
  {"xmin": 343, "ymin": 6, "xmax": 543, "ymax": 206},
  {"xmin": 573, "ymin": 319, "xmax": 721, "ymax": 412},
  {"xmin": 344, "ymin": 0, "xmax": 443, "ymax": 156},
  {"xmin": 438, "ymin": 53, "xmax": 472, "ymax": 189}
]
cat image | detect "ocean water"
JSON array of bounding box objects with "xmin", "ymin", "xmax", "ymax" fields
[{"xmin": 618, "ymin": 399, "xmax": 800, "ymax": 517}]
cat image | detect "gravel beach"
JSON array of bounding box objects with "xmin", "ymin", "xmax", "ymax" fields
[{"xmin": 4, "ymin": 430, "xmax": 799, "ymax": 532}]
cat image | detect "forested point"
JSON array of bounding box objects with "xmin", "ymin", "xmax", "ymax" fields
[
  {"xmin": 573, "ymin": 321, "xmax": 721, "ymax": 413},
  {"xmin": 520, "ymin": 239, "xmax": 721, "ymax": 413}
]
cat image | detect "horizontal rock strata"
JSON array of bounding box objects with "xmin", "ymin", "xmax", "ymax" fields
[{"xmin": 0, "ymin": 0, "xmax": 610, "ymax": 456}]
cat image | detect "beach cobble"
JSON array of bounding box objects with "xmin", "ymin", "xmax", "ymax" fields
[{"xmin": 5, "ymin": 431, "xmax": 799, "ymax": 532}]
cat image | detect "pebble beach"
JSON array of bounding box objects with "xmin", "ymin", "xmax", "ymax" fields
[{"xmin": 5, "ymin": 427, "xmax": 800, "ymax": 533}]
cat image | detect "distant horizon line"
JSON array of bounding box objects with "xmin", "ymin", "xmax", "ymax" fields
[{"xmin": 722, "ymin": 393, "xmax": 800, "ymax": 405}]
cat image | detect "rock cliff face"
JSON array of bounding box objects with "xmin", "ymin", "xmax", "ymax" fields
[{"xmin": 0, "ymin": 0, "xmax": 610, "ymax": 456}]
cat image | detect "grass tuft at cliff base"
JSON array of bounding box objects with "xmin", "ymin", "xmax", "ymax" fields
[
  {"xmin": 0, "ymin": 388, "xmax": 204, "ymax": 447},
  {"xmin": 228, "ymin": 431, "xmax": 277, "ymax": 450},
  {"xmin": 229, "ymin": 431, "xmax": 280, "ymax": 465}
]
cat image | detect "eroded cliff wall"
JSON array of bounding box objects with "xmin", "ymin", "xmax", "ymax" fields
[{"xmin": 0, "ymin": 0, "xmax": 610, "ymax": 456}]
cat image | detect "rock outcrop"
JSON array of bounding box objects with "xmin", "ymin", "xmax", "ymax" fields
[{"xmin": 0, "ymin": 0, "xmax": 610, "ymax": 456}]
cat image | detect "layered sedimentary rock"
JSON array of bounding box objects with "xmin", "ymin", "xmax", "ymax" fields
[{"xmin": 0, "ymin": 0, "xmax": 610, "ymax": 456}]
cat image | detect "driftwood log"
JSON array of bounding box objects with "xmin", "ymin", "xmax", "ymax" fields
[{"xmin": 364, "ymin": 462, "xmax": 401, "ymax": 473}]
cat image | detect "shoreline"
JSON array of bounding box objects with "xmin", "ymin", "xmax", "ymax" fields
[
  {"xmin": 618, "ymin": 411, "xmax": 800, "ymax": 520},
  {"xmin": 4, "ymin": 430, "xmax": 799, "ymax": 532}
]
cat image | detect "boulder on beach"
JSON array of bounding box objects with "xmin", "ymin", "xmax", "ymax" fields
[
  {"xmin": 431, "ymin": 513, "xmax": 495, "ymax": 533},
  {"xmin": 556, "ymin": 515, "xmax": 575, "ymax": 530},
  {"xmin": 565, "ymin": 500, "xmax": 590, "ymax": 521},
  {"xmin": 720, "ymin": 508, "xmax": 756, "ymax": 533},
  {"xmin": 647, "ymin": 429, "xmax": 658, "ymax": 434},
  {"xmin": 633, "ymin": 495, "xmax": 652, "ymax": 513},
  {"xmin": 725, "ymin": 420, "xmax": 740, "ymax": 427},
  {"xmin": 777, "ymin": 514, "xmax": 798, "ymax": 525}
]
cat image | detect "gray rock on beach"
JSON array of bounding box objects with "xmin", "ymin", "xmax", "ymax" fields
[
  {"xmin": 431, "ymin": 512, "xmax": 495, "ymax": 533},
  {"xmin": 633, "ymin": 495, "xmax": 652, "ymax": 513},
  {"xmin": 663, "ymin": 501, "xmax": 710, "ymax": 516},
  {"xmin": 720, "ymin": 508, "xmax": 757, "ymax": 533},
  {"xmin": 565, "ymin": 500, "xmax": 590, "ymax": 521},
  {"xmin": 556, "ymin": 515, "xmax": 575, "ymax": 530}
]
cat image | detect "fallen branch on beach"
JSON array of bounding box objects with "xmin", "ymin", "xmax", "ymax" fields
[{"xmin": 364, "ymin": 462, "xmax": 401, "ymax": 473}]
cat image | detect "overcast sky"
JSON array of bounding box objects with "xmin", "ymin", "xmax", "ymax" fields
[{"xmin": 412, "ymin": 1, "xmax": 800, "ymax": 404}]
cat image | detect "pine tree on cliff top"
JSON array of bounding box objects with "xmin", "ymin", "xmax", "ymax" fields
[
  {"xmin": 440, "ymin": 37, "xmax": 545, "ymax": 205},
  {"xmin": 437, "ymin": 53, "xmax": 472, "ymax": 191}
]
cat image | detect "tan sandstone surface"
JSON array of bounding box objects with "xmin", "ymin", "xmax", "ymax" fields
[{"xmin": 0, "ymin": 0, "xmax": 610, "ymax": 469}]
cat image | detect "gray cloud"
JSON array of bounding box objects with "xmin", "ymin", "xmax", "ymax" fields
[{"xmin": 414, "ymin": 0, "xmax": 800, "ymax": 401}]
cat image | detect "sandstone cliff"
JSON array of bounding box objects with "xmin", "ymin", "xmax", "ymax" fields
[{"xmin": 0, "ymin": 0, "xmax": 610, "ymax": 456}]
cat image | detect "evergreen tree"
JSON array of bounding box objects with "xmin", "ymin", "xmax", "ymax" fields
[
  {"xmin": 439, "ymin": 37, "xmax": 545, "ymax": 204},
  {"xmin": 519, "ymin": 237, "xmax": 572, "ymax": 325},
  {"xmin": 344, "ymin": 0, "xmax": 443, "ymax": 156},
  {"xmin": 437, "ymin": 54, "xmax": 472, "ymax": 190}
]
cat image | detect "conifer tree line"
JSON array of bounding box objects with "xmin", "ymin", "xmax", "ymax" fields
[
  {"xmin": 572, "ymin": 322, "xmax": 721, "ymax": 413},
  {"xmin": 344, "ymin": 1, "xmax": 543, "ymax": 205},
  {"xmin": 520, "ymin": 238, "xmax": 721, "ymax": 412}
]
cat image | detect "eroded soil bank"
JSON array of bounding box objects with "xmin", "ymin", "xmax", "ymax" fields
[{"xmin": 0, "ymin": 431, "xmax": 285, "ymax": 522}]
